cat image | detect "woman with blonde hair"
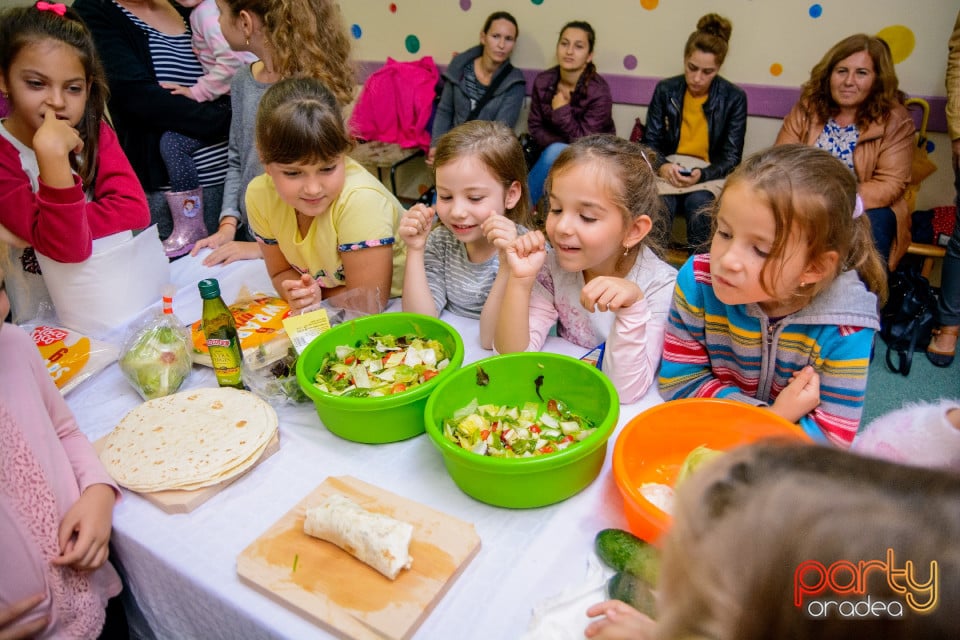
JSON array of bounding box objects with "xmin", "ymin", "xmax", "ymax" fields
[{"xmin": 776, "ymin": 34, "xmax": 913, "ymax": 270}]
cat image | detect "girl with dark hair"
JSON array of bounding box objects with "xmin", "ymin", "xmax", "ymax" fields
[
  {"xmin": 776, "ymin": 33, "xmax": 914, "ymax": 270},
  {"xmin": 642, "ymin": 13, "xmax": 747, "ymax": 253},
  {"xmin": 0, "ymin": 1, "xmax": 149, "ymax": 323},
  {"xmin": 427, "ymin": 11, "xmax": 526, "ymax": 166},
  {"xmin": 526, "ymin": 20, "xmax": 616, "ymax": 206},
  {"xmin": 248, "ymin": 77, "xmax": 406, "ymax": 312}
]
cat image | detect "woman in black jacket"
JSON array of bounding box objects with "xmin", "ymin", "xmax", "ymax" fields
[{"xmin": 642, "ymin": 14, "xmax": 747, "ymax": 252}]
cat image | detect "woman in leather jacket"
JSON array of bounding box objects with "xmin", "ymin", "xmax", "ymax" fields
[{"xmin": 642, "ymin": 14, "xmax": 747, "ymax": 252}]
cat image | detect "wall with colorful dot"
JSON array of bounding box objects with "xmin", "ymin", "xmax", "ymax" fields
[
  {"xmin": 342, "ymin": 0, "xmax": 953, "ymax": 98},
  {"xmin": 341, "ymin": 0, "xmax": 958, "ymax": 208}
]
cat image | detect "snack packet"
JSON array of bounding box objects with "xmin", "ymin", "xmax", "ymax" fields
[
  {"xmin": 29, "ymin": 324, "xmax": 119, "ymax": 395},
  {"xmin": 190, "ymin": 291, "xmax": 292, "ymax": 370}
]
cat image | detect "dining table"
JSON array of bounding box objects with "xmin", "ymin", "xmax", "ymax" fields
[{"xmin": 64, "ymin": 251, "xmax": 663, "ymax": 640}]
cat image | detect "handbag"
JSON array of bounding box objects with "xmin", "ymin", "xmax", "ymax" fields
[
  {"xmin": 879, "ymin": 267, "xmax": 938, "ymax": 375},
  {"xmin": 517, "ymin": 132, "xmax": 542, "ymax": 170}
]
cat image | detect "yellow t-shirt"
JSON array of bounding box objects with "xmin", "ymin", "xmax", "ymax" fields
[
  {"xmin": 675, "ymin": 90, "xmax": 709, "ymax": 161},
  {"xmin": 246, "ymin": 157, "xmax": 406, "ymax": 297}
]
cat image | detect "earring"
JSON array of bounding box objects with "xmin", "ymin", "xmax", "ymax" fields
[
  {"xmin": 623, "ymin": 246, "xmax": 630, "ymax": 256},
  {"xmin": 245, "ymin": 37, "xmax": 250, "ymax": 46}
]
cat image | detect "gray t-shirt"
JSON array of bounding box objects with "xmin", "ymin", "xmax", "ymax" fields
[
  {"xmin": 423, "ymin": 225, "xmax": 506, "ymax": 319},
  {"xmin": 220, "ymin": 65, "xmax": 270, "ymax": 238}
]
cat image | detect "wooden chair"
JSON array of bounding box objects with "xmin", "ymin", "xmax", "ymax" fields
[{"xmin": 903, "ymin": 98, "xmax": 944, "ymax": 278}]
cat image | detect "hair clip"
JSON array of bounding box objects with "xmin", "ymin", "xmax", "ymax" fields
[
  {"xmin": 852, "ymin": 194, "xmax": 865, "ymax": 219},
  {"xmin": 638, "ymin": 147, "xmax": 653, "ymax": 173},
  {"xmin": 36, "ymin": 1, "xmax": 67, "ymax": 16}
]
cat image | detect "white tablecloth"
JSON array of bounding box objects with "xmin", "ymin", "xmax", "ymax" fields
[{"xmin": 65, "ymin": 253, "xmax": 662, "ymax": 640}]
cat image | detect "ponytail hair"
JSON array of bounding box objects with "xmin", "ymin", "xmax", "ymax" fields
[
  {"xmin": 558, "ymin": 20, "xmax": 598, "ymax": 85},
  {"xmin": 220, "ymin": 0, "xmax": 355, "ymax": 107},
  {"xmin": 722, "ymin": 145, "xmax": 886, "ymax": 306},
  {"xmin": 684, "ymin": 13, "xmax": 733, "ymax": 66},
  {"xmin": 0, "ymin": 2, "xmax": 108, "ymax": 188}
]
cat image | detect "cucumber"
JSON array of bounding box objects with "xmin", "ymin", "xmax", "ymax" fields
[
  {"xmin": 607, "ymin": 571, "xmax": 657, "ymax": 617},
  {"xmin": 594, "ymin": 528, "xmax": 660, "ymax": 586}
]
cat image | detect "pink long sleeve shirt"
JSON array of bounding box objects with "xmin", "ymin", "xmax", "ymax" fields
[
  {"xmin": 0, "ymin": 323, "xmax": 121, "ymax": 639},
  {"xmin": 526, "ymin": 246, "xmax": 677, "ymax": 403},
  {"xmin": 188, "ymin": 0, "xmax": 257, "ymax": 102}
]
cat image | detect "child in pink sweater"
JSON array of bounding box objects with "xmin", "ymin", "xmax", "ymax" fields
[{"xmin": 0, "ymin": 266, "xmax": 124, "ymax": 638}]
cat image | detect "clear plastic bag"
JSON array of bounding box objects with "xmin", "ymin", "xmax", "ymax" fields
[
  {"xmin": 242, "ymin": 287, "xmax": 383, "ymax": 406},
  {"xmin": 242, "ymin": 345, "xmax": 308, "ymax": 407},
  {"xmin": 119, "ymin": 308, "xmax": 193, "ymax": 400}
]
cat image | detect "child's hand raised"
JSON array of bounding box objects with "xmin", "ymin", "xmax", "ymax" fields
[
  {"xmin": 771, "ymin": 365, "xmax": 821, "ymax": 423},
  {"xmin": 33, "ymin": 110, "xmax": 82, "ymax": 166},
  {"xmin": 504, "ymin": 230, "xmax": 547, "ymax": 280},
  {"xmin": 52, "ymin": 483, "xmax": 114, "ymax": 573},
  {"xmin": 581, "ymin": 276, "xmax": 644, "ymax": 313},
  {"xmin": 398, "ymin": 204, "xmax": 435, "ymax": 251},
  {"xmin": 481, "ymin": 213, "xmax": 518, "ymax": 251},
  {"xmin": 281, "ymin": 272, "xmax": 322, "ymax": 313}
]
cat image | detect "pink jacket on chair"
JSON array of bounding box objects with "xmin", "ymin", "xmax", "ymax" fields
[{"xmin": 349, "ymin": 56, "xmax": 439, "ymax": 152}]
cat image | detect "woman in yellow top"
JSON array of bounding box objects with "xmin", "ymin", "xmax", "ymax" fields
[{"xmin": 641, "ymin": 14, "xmax": 747, "ymax": 253}]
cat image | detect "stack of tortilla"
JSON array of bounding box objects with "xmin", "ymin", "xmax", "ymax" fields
[{"xmin": 99, "ymin": 387, "xmax": 278, "ymax": 492}]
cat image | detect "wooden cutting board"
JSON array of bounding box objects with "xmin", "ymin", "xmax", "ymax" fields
[
  {"xmin": 94, "ymin": 432, "xmax": 279, "ymax": 514},
  {"xmin": 237, "ymin": 476, "xmax": 481, "ymax": 640}
]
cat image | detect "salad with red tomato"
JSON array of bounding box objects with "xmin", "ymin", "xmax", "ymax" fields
[
  {"xmin": 442, "ymin": 398, "xmax": 596, "ymax": 457},
  {"xmin": 312, "ymin": 333, "xmax": 450, "ymax": 397}
]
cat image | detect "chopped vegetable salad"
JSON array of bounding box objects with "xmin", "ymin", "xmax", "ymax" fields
[
  {"xmin": 312, "ymin": 333, "xmax": 450, "ymax": 397},
  {"xmin": 443, "ymin": 398, "xmax": 596, "ymax": 457}
]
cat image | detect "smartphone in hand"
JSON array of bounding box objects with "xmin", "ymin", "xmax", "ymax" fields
[{"xmin": 677, "ymin": 166, "xmax": 693, "ymax": 176}]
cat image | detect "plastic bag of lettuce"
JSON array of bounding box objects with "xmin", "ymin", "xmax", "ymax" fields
[{"xmin": 119, "ymin": 303, "xmax": 193, "ymax": 401}]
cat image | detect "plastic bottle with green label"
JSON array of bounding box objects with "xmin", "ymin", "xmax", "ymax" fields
[{"xmin": 198, "ymin": 278, "xmax": 244, "ymax": 389}]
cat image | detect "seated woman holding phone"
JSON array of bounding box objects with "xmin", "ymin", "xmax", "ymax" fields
[{"xmin": 642, "ymin": 13, "xmax": 747, "ymax": 252}]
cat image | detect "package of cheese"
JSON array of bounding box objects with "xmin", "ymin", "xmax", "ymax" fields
[
  {"xmin": 190, "ymin": 293, "xmax": 292, "ymax": 370},
  {"xmin": 30, "ymin": 324, "xmax": 119, "ymax": 395}
]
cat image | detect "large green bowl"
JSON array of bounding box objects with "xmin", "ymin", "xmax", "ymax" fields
[
  {"xmin": 424, "ymin": 352, "xmax": 620, "ymax": 508},
  {"xmin": 296, "ymin": 313, "xmax": 464, "ymax": 443}
]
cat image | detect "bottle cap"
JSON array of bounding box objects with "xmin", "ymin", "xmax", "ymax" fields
[{"xmin": 198, "ymin": 278, "xmax": 221, "ymax": 300}]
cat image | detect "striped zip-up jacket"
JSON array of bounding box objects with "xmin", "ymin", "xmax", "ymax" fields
[{"xmin": 659, "ymin": 255, "xmax": 880, "ymax": 447}]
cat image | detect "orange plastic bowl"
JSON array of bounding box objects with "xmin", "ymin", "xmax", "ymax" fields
[{"xmin": 612, "ymin": 398, "xmax": 812, "ymax": 543}]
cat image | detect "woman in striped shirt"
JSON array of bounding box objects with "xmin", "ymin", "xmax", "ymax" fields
[{"xmin": 73, "ymin": 0, "xmax": 231, "ymax": 242}]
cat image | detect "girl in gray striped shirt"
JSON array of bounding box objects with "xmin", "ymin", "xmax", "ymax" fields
[{"xmin": 399, "ymin": 121, "xmax": 530, "ymax": 348}]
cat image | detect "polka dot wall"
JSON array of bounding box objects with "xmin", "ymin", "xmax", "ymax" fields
[{"xmin": 344, "ymin": 1, "xmax": 941, "ymax": 102}]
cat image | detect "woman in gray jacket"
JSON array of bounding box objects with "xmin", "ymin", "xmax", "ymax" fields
[{"xmin": 427, "ymin": 11, "xmax": 526, "ymax": 166}]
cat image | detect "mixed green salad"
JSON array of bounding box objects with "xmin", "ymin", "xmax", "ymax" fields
[
  {"xmin": 443, "ymin": 398, "xmax": 596, "ymax": 457},
  {"xmin": 312, "ymin": 333, "xmax": 450, "ymax": 397}
]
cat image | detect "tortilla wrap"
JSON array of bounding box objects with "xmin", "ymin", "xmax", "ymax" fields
[
  {"xmin": 100, "ymin": 387, "xmax": 278, "ymax": 492},
  {"xmin": 304, "ymin": 494, "xmax": 414, "ymax": 580}
]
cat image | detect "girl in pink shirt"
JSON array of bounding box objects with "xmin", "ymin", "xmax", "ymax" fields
[
  {"xmin": 0, "ymin": 262, "xmax": 123, "ymax": 638},
  {"xmin": 495, "ymin": 135, "xmax": 677, "ymax": 403}
]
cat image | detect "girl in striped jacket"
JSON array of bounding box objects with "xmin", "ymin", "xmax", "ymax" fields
[{"xmin": 659, "ymin": 144, "xmax": 886, "ymax": 446}]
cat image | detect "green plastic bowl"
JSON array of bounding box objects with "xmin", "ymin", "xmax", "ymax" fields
[
  {"xmin": 424, "ymin": 352, "xmax": 620, "ymax": 508},
  {"xmin": 296, "ymin": 313, "xmax": 464, "ymax": 443}
]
